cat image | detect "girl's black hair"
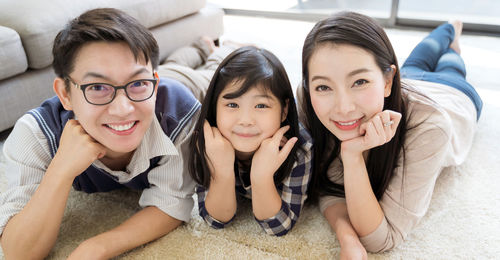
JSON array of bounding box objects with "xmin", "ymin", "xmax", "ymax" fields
[
  {"xmin": 301, "ymin": 11, "xmax": 408, "ymax": 201},
  {"xmin": 189, "ymin": 46, "xmax": 300, "ymax": 188}
]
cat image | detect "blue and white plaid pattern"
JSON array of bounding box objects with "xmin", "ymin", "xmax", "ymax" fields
[{"xmin": 197, "ymin": 124, "xmax": 313, "ymax": 236}]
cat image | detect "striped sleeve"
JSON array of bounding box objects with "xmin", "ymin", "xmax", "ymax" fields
[{"xmin": 0, "ymin": 114, "xmax": 53, "ymax": 235}]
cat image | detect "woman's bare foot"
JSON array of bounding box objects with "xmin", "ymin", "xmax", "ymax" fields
[
  {"xmin": 449, "ymin": 20, "xmax": 462, "ymax": 54},
  {"xmin": 200, "ymin": 36, "xmax": 217, "ymax": 54}
]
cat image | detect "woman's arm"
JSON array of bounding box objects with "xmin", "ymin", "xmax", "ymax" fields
[
  {"xmin": 338, "ymin": 111, "xmax": 450, "ymax": 252},
  {"xmin": 341, "ymin": 153, "xmax": 384, "ymax": 236},
  {"xmin": 339, "ymin": 111, "xmax": 400, "ymax": 236},
  {"xmin": 324, "ymin": 202, "xmax": 367, "ymax": 260}
]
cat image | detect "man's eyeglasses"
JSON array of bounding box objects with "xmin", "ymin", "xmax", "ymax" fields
[{"xmin": 66, "ymin": 77, "xmax": 158, "ymax": 105}]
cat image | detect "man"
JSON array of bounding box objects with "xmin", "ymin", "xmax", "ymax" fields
[{"xmin": 0, "ymin": 8, "xmax": 230, "ymax": 259}]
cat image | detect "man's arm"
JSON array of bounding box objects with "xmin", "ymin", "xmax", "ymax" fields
[
  {"xmin": 1, "ymin": 117, "xmax": 106, "ymax": 259},
  {"xmin": 1, "ymin": 161, "xmax": 75, "ymax": 259},
  {"xmin": 67, "ymin": 206, "xmax": 181, "ymax": 259}
]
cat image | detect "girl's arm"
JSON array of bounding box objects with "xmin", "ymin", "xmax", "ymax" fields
[
  {"xmin": 204, "ymin": 172, "xmax": 237, "ymax": 223},
  {"xmin": 251, "ymin": 125, "xmax": 310, "ymax": 236},
  {"xmin": 200, "ymin": 120, "xmax": 237, "ymax": 223}
]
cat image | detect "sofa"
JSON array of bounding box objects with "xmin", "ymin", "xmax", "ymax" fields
[{"xmin": 0, "ymin": 0, "xmax": 224, "ymax": 133}]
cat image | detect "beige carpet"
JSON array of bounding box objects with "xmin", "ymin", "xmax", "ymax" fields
[{"xmin": 0, "ymin": 92, "xmax": 498, "ymax": 259}]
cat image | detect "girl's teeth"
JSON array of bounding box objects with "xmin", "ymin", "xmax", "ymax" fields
[{"xmin": 107, "ymin": 122, "xmax": 135, "ymax": 131}]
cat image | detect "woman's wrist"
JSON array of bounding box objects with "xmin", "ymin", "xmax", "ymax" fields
[{"xmin": 340, "ymin": 150, "xmax": 365, "ymax": 166}]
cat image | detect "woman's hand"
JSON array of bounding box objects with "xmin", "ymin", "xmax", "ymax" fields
[
  {"xmin": 203, "ymin": 120, "xmax": 235, "ymax": 180},
  {"xmin": 251, "ymin": 125, "xmax": 297, "ymax": 180},
  {"xmin": 341, "ymin": 110, "xmax": 401, "ymax": 157}
]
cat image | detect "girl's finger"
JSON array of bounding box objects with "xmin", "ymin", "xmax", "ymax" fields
[
  {"xmin": 272, "ymin": 125, "xmax": 291, "ymax": 144},
  {"xmin": 278, "ymin": 137, "xmax": 298, "ymax": 161},
  {"xmin": 280, "ymin": 136, "xmax": 288, "ymax": 148},
  {"xmin": 212, "ymin": 126, "xmax": 222, "ymax": 139},
  {"xmin": 203, "ymin": 120, "xmax": 213, "ymax": 139}
]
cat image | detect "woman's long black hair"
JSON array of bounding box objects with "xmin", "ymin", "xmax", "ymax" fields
[
  {"xmin": 301, "ymin": 12, "xmax": 408, "ymax": 201},
  {"xmin": 189, "ymin": 46, "xmax": 300, "ymax": 188}
]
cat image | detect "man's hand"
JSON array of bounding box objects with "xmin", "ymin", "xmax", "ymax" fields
[{"xmin": 51, "ymin": 119, "xmax": 106, "ymax": 178}]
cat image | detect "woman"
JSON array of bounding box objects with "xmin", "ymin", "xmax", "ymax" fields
[{"xmin": 300, "ymin": 11, "xmax": 482, "ymax": 256}]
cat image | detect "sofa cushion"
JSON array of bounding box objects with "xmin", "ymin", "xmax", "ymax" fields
[
  {"xmin": 0, "ymin": 26, "xmax": 28, "ymax": 81},
  {"xmin": 0, "ymin": 0, "xmax": 206, "ymax": 69}
]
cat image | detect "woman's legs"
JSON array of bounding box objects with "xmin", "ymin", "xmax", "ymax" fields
[
  {"xmin": 401, "ymin": 21, "xmax": 483, "ymax": 119},
  {"xmin": 401, "ymin": 23, "xmax": 455, "ymax": 75}
]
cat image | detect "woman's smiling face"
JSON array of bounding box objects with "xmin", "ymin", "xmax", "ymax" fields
[{"xmin": 308, "ymin": 43, "xmax": 392, "ymax": 141}]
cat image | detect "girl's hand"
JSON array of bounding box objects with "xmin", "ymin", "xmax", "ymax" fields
[
  {"xmin": 341, "ymin": 110, "xmax": 401, "ymax": 157},
  {"xmin": 251, "ymin": 125, "xmax": 298, "ymax": 179},
  {"xmin": 203, "ymin": 120, "xmax": 235, "ymax": 180},
  {"xmin": 51, "ymin": 119, "xmax": 106, "ymax": 179},
  {"xmin": 340, "ymin": 239, "xmax": 368, "ymax": 260}
]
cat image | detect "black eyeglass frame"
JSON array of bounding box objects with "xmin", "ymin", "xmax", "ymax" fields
[{"xmin": 65, "ymin": 77, "xmax": 158, "ymax": 105}]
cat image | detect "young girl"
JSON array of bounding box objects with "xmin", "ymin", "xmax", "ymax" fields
[
  {"xmin": 299, "ymin": 12, "xmax": 482, "ymax": 255},
  {"xmin": 189, "ymin": 46, "xmax": 313, "ymax": 236}
]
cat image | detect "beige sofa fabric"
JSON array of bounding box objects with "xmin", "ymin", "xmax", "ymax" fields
[
  {"xmin": 153, "ymin": 6, "xmax": 224, "ymax": 62},
  {"xmin": 0, "ymin": 67, "xmax": 56, "ymax": 131},
  {"xmin": 0, "ymin": 26, "xmax": 27, "ymax": 80},
  {"xmin": 0, "ymin": 0, "xmax": 206, "ymax": 69}
]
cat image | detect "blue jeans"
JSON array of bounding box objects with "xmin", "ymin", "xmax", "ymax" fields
[{"xmin": 401, "ymin": 23, "xmax": 483, "ymax": 119}]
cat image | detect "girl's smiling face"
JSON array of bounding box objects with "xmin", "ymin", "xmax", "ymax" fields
[
  {"xmin": 216, "ymin": 81, "xmax": 286, "ymax": 159},
  {"xmin": 308, "ymin": 43, "xmax": 393, "ymax": 141}
]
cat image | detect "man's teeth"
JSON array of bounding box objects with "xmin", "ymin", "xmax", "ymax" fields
[
  {"xmin": 338, "ymin": 120, "xmax": 357, "ymax": 126},
  {"xmin": 107, "ymin": 122, "xmax": 135, "ymax": 131}
]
